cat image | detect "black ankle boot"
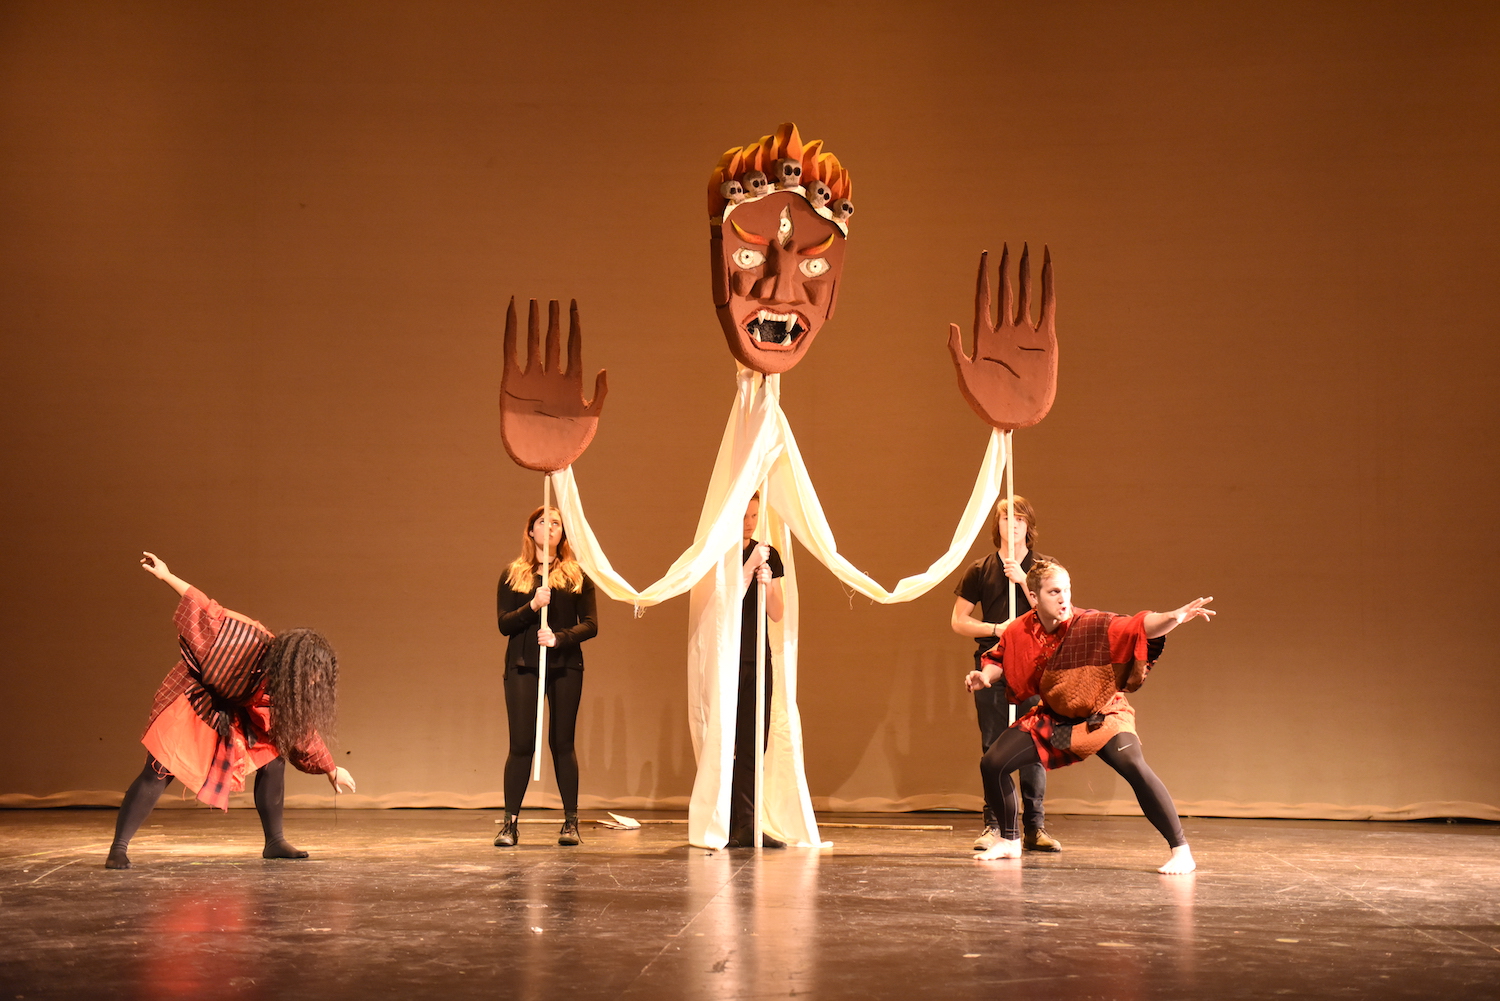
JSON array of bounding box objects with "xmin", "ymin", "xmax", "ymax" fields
[
  {"xmin": 558, "ymin": 814, "xmax": 581, "ymax": 846},
  {"xmin": 494, "ymin": 814, "xmax": 519, "ymax": 847},
  {"xmin": 726, "ymin": 829, "xmax": 787, "ymax": 849}
]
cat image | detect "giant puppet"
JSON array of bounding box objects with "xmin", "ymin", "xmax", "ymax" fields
[{"xmin": 510, "ymin": 123, "xmax": 1057, "ymax": 849}]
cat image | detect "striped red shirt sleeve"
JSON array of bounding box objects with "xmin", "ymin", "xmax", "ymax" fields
[
  {"xmin": 1108, "ymin": 611, "xmax": 1151, "ymax": 664},
  {"xmin": 286, "ymin": 732, "xmax": 336, "ymax": 775},
  {"xmin": 174, "ymin": 587, "xmax": 225, "ymax": 662}
]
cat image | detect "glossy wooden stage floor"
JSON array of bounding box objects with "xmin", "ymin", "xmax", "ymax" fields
[{"xmin": 1, "ymin": 810, "xmax": 1495, "ymax": 1000}]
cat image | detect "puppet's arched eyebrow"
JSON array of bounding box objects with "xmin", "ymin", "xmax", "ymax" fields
[
  {"xmin": 731, "ymin": 220, "xmax": 769, "ymax": 246},
  {"xmin": 800, "ymin": 234, "xmax": 836, "ymax": 255}
]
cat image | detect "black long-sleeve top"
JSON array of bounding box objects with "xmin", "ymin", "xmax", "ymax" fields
[{"xmin": 496, "ymin": 571, "xmax": 598, "ymax": 674}]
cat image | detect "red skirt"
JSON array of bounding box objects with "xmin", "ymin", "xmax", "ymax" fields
[
  {"xmin": 1014, "ymin": 692, "xmax": 1137, "ymax": 770},
  {"xmin": 142, "ymin": 694, "xmax": 280, "ymax": 810}
]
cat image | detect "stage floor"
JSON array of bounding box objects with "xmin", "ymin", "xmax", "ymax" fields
[{"xmin": 1, "ymin": 810, "xmax": 1495, "ymax": 1000}]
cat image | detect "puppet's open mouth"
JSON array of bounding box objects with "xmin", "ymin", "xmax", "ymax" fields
[{"xmin": 744, "ymin": 310, "xmax": 806, "ymax": 350}]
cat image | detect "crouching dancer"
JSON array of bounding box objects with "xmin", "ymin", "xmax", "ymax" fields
[
  {"xmin": 105, "ymin": 553, "xmax": 356, "ymax": 869},
  {"xmin": 965, "ymin": 561, "xmax": 1213, "ymax": 874}
]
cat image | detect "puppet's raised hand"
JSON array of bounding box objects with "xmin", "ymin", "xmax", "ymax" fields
[
  {"xmin": 947, "ymin": 245, "xmax": 1057, "ymax": 430},
  {"xmin": 500, "ymin": 297, "xmax": 608, "ymax": 472}
]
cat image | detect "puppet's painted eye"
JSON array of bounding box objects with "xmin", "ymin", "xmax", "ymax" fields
[
  {"xmin": 733, "ymin": 248, "xmax": 766, "ymax": 269},
  {"xmin": 798, "ymin": 257, "xmax": 829, "ymax": 278}
]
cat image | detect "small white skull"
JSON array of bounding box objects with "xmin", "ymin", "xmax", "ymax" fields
[
  {"xmin": 830, "ymin": 198, "xmax": 854, "ymax": 223},
  {"xmin": 804, "ymin": 179, "xmax": 832, "ymax": 209},
  {"xmin": 772, "ymin": 158, "xmax": 803, "ymax": 189},
  {"xmin": 720, "ymin": 178, "xmax": 746, "ymax": 204},
  {"xmin": 742, "ymin": 170, "xmax": 769, "ymax": 198}
]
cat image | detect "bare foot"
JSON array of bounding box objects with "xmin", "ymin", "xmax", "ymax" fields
[
  {"xmin": 973, "ymin": 838, "xmax": 1022, "ymax": 860},
  {"xmin": 1158, "ymin": 844, "xmax": 1195, "ymax": 874},
  {"xmin": 262, "ymin": 839, "xmax": 310, "ymax": 860}
]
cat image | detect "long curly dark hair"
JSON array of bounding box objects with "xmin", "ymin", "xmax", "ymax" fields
[{"xmin": 261, "ymin": 628, "xmax": 338, "ymax": 758}]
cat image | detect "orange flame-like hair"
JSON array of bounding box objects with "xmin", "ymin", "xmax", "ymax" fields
[{"xmin": 707, "ymin": 122, "xmax": 852, "ymax": 221}]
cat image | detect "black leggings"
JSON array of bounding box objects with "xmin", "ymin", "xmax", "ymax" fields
[
  {"xmin": 730, "ymin": 659, "xmax": 773, "ymax": 838},
  {"xmin": 110, "ymin": 754, "xmax": 294, "ymax": 853},
  {"xmin": 979, "ymin": 728, "xmax": 1186, "ymax": 847},
  {"xmin": 975, "ymin": 684, "xmax": 1046, "ymax": 830},
  {"xmin": 502, "ymin": 666, "xmax": 583, "ymax": 816}
]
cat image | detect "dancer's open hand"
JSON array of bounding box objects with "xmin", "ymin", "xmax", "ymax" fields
[
  {"xmin": 140, "ymin": 552, "xmax": 170, "ymax": 579},
  {"xmin": 1171, "ymin": 597, "xmax": 1215, "ymax": 626},
  {"xmin": 327, "ymin": 767, "xmax": 356, "ymax": 794},
  {"xmin": 965, "ymin": 670, "xmax": 991, "ymax": 692}
]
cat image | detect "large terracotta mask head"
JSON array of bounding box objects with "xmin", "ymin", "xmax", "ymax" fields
[{"xmin": 707, "ymin": 123, "xmax": 853, "ymax": 375}]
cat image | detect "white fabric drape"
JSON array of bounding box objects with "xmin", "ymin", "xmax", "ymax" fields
[{"xmin": 549, "ymin": 368, "xmax": 1007, "ymax": 848}]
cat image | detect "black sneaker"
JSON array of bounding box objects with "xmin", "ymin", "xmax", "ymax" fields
[
  {"xmin": 726, "ymin": 829, "xmax": 786, "ymax": 849},
  {"xmin": 493, "ymin": 815, "xmax": 519, "ymax": 847},
  {"xmin": 558, "ymin": 816, "xmax": 582, "ymax": 846}
]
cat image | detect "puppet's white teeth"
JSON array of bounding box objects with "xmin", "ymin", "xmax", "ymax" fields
[{"xmin": 748, "ymin": 311, "xmax": 802, "ymax": 344}]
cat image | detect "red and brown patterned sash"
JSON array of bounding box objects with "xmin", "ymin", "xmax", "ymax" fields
[{"xmin": 177, "ymin": 616, "xmax": 272, "ymax": 807}]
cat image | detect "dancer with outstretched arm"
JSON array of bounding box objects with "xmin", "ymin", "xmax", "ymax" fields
[
  {"xmin": 106, "ymin": 553, "xmax": 355, "ymax": 869},
  {"xmin": 966, "ymin": 560, "xmax": 1213, "ymax": 873}
]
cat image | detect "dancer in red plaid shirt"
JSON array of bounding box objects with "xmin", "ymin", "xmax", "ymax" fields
[
  {"xmin": 966, "ymin": 561, "xmax": 1213, "ymax": 874},
  {"xmin": 104, "ymin": 553, "xmax": 356, "ymax": 869}
]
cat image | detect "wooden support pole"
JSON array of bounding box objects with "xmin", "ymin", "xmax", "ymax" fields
[
  {"xmin": 754, "ymin": 476, "xmax": 768, "ymax": 849},
  {"xmin": 532, "ymin": 474, "xmax": 552, "ymax": 782},
  {"xmin": 1006, "ymin": 431, "xmax": 1016, "ymax": 728}
]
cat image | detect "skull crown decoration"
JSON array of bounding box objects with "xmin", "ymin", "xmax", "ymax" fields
[{"xmin": 707, "ymin": 122, "xmax": 854, "ymax": 228}]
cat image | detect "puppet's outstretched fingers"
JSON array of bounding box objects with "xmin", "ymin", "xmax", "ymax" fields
[
  {"xmin": 973, "ymin": 249, "xmax": 993, "ymax": 340},
  {"xmin": 499, "ymin": 296, "xmax": 609, "ymax": 471},
  {"xmin": 995, "ymin": 243, "xmax": 1014, "ymax": 331},
  {"xmin": 1013, "ymin": 244, "xmax": 1032, "ymax": 325},
  {"xmin": 568, "ymin": 299, "xmax": 608, "ymax": 413},
  {"xmin": 566, "ymin": 300, "xmax": 584, "ymax": 380},
  {"xmin": 584, "ymin": 370, "xmax": 608, "ymax": 416},
  {"xmin": 525, "ymin": 298, "xmax": 542, "ymax": 375},
  {"xmin": 1039, "ymin": 246, "xmax": 1055, "ymax": 330},
  {"xmin": 502, "ymin": 297, "xmax": 520, "ymax": 378},
  {"xmin": 947, "ymin": 322, "xmax": 970, "ymax": 370},
  {"xmin": 545, "ymin": 298, "xmax": 562, "ymax": 373},
  {"xmin": 947, "ymin": 241, "xmax": 1057, "ymax": 431}
]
